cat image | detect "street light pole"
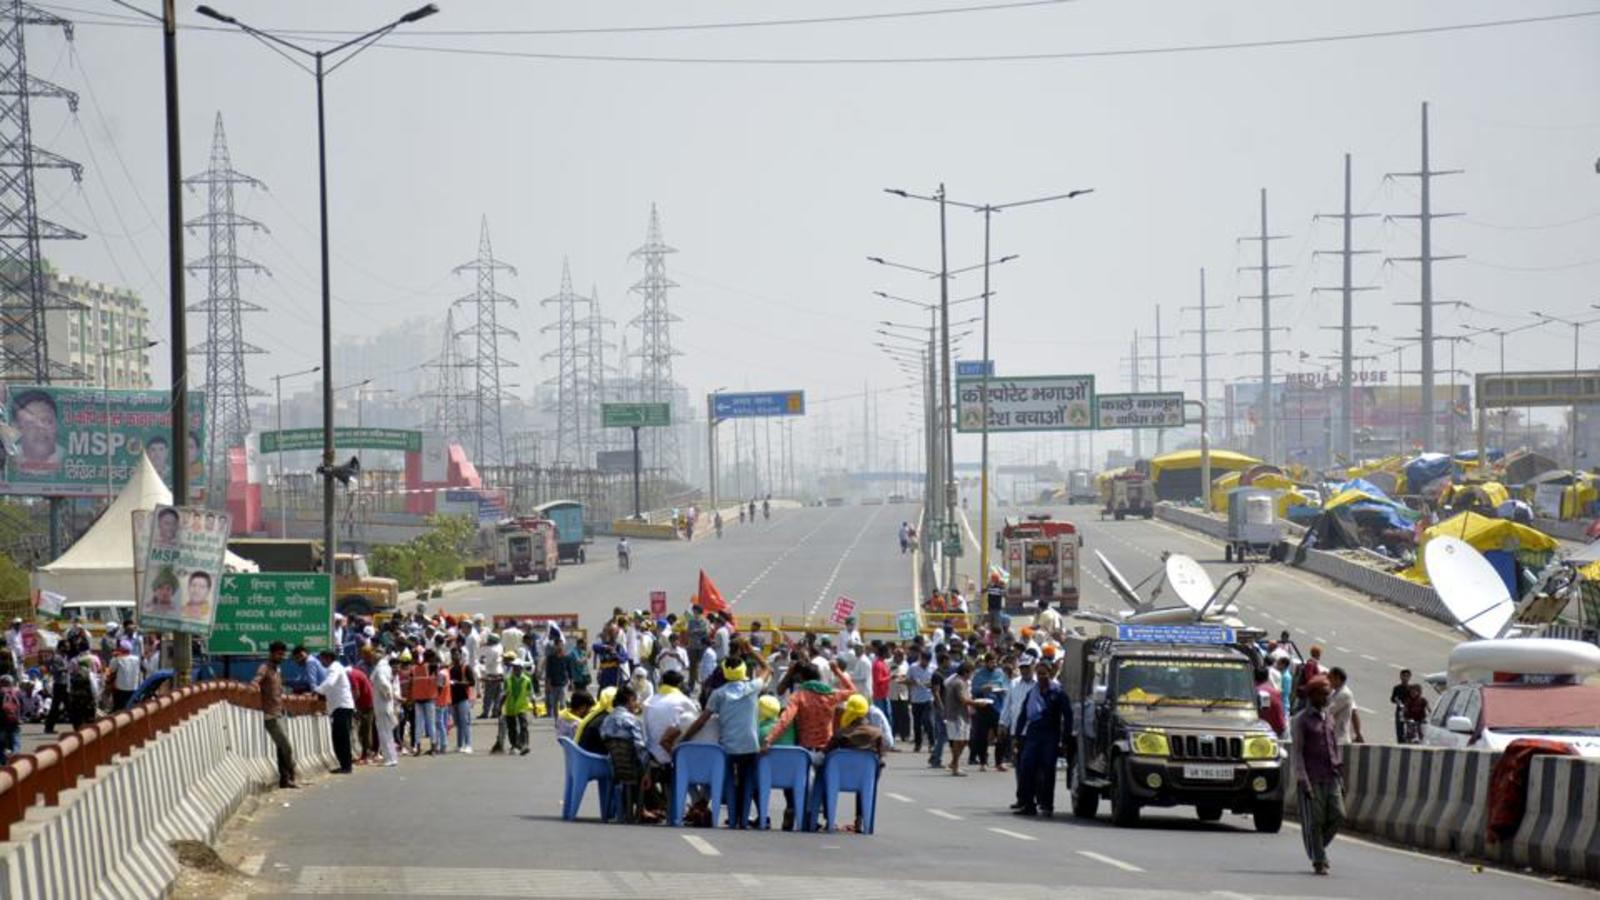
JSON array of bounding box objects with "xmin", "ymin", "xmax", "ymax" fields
[
  {"xmin": 273, "ymin": 366, "xmax": 319, "ymax": 538},
  {"xmin": 198, "ymin": 2, "xmax": 439, "ymax": 577}
]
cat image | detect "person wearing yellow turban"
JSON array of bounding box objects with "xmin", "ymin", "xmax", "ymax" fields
[{"xmin": 574, "ymin": 686, "xmax": 616, "ymax": 752}]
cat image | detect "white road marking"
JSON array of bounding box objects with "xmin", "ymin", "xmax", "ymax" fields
[
  {"xmin": 1076, "ymin": 850, "xmax": 1145, "ymax": 873},
  {"xmin": 733, "ymin": 511, "xmax": 837, "ymax": 605},
  {"xmin": 681, "ymin": 834, "xmax": 720, "ymax": 857},
  {"xmin": 886, "ymin": 792, "xmax": 914, "ymax": 803},
  {"xmin": 238, "ymin": 853, "xmax": 266, "ymax": 876},
  {"xmin": 927, "ymin": 808, "xmax": 963, "ymax": 820},
  {"xmin": 1336, "ymin": 646, "xmax": 1352, "ymax": 654},
  {"xmin": 1361, "ymin": 654, "xmax": 1379, "ymax": 662},
  {"xmin": 732, "ymin": 874, "xmax": 761, "ymax": 887},
  {"xmin": 987, "ymin": 827, "xmax": 1037, "ymax": 841},
  {"xmin": 809, "ymin": 505, "xmax": 884, "ymax": 616}
]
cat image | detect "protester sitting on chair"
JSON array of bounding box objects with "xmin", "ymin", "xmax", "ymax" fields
[
  {"xmin": 574, "ymin": 687, "xmax": 615, "ymax": 756},
  {"xmin": 600, "ymin": 685, "xmax": 648, "ymax": 823},
  {"xmin": 824, "ymin": 693, "xmax": 886, "ymax": 833}
]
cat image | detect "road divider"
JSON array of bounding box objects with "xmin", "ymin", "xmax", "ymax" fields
[{"xmin": 0, "ymin": 683, "xmax": 332, "ymax": 900}]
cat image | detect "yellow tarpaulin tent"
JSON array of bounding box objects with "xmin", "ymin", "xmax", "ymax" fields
[
  {"xmin": 1148, "ymin": 449, "xmax": 1262, "ymax": 479},
  {"xmin": 1401, "ymin": 511, "xmax": 1559, "ymax": 584}
]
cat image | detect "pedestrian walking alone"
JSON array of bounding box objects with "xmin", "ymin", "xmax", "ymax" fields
[{"xmin": 1290, "ymin": 677, "xmax": 1344, "ymax": 875}]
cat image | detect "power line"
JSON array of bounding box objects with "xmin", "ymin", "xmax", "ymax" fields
[{"xmin": 49, "ymin": 5, "xmax": 1600, "ymax": 65}]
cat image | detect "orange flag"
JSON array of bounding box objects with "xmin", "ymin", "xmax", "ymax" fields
[{"xmin": 697, "ymin": 569, "xmax": 733, "ymax": 624}]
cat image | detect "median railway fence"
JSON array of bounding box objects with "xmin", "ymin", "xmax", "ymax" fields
[{"xmin": 0, "ymin": 681, "xmax": 331, "ymax": 900}]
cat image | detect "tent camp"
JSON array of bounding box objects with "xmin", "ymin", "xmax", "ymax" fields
[
  {"xmin": 1149, "ymin": 449, "xmax": 1262, "ymax": 501},
  {"xmin": 30, "ymin": 455, "xmax": 257, "ymax": 604},
  {"xmin": 1401, "ymin": 511, "xmax": 1559, "ymax": 587}
]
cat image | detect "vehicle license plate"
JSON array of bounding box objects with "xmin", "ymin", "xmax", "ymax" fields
[{"xmin": 1182, "ymin": 764, "xmax": 1234, "ymax": 781}]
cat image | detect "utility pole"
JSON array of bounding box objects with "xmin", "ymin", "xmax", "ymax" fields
[
  {"xmin": 541, "ymin": 258, "xmax": 590, "ymax": 466},
  {"xmin": 1149, "ymin": 304, "xmax": 1174, "ymax": 454},
  {"xmin": 1387, "ymin": 102, "xmax": 1463, "ymax": 451},
  {"xmin": 1123, "ymin": 331, "xmax": 1142, "ymax": 459},
  {"xmin": 1182, "ymin": 268, "xmax": 1219, "ymax": 452},
  {"xmin": 1237, "ymin": 189, "xmax": 1290, "ymax": 463},
  {"xmin": 628, "ymin": 204, "xmax": 684, "ymax": 478},
  {"xmin": 1312, "ymin": 153, "xmax": 1377, "ymax": 465}
]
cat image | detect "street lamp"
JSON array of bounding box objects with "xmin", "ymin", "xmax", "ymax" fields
[
  {"xmin": 198, "ymin": 1, "xmax": 440, "ymax": 576},
  {"xmin": 272, "ymin": 365, "xmax": 320, "ymax": 537},
  {"xmin": 1533, "ymin": 311, "xmax": 1600, "ymax": 475},
  {"xmin": 99, "ymin": 340, "xmax": 160, "ymax": 498}
]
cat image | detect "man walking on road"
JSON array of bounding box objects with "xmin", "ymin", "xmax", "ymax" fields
[
  {"xmin": 253, "ymin": 642, "xmax": 297, "ymax": 788},
  {"xmin": 314, "ymin": 649, "xmax": 356, "ymax": 774},
  {"xmin": 1291, "ymin": 676, "xmax": 1344, "ymax": 875},
  {"xmin": 942, "ymin": 662, "xmax": 975, "ymax": 776}
]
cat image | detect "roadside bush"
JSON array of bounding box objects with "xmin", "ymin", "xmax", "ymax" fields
[{"xmin": 369, "ymin": 514, "xmax": 476, "ymax": 592}]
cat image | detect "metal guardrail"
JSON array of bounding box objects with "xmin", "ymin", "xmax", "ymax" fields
[{"xmin": 0, "ymin": 681, "xmax": 324, "ymax": 841}]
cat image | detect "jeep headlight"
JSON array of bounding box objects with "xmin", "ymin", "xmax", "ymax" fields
[
  {"xmin": 1130, "ymin": 731, "xmax": 1170, "ymax": 757},
  {"xmin": 1243, "ymin": 736, "xmax": 1279, "ymax": 760}
]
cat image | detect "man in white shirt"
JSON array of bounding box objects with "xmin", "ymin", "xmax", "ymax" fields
[
  {"xmin": 1034, "ymin": 601, "xmax": 1064, "ymax": 637},
  {"xmin": 108, "ymin": 642, "xmax": 143, "ymax": 710},
  {"xmin": 657, "ymin": 632, "xmax": 689, "ymax": 680},
  {"xmin": 712, "ymin": 614, "xmax": 733, "ymax": 662},
  {"xmin": 642, "ymin": 670, "xmax": 699, "ymax": 765},
  {"xmin": 847, "ymin": 642, "xmax": 872, "ymax": 692},
  {"xmin": 476, "ymin": 634, "xmax": 505, "ymax": 719},
  {"xmin": 697, "ymin": 646, "xmax": 720, "ymax": 687},
  {"xmin": 838, "ymin": 617, "xmax": 862, "ymax": 653},
  {"xmin": 313, "ymin": 649, "xmax": 356, "ymax": 774},
  {"xmin": 1327, "ymin": 667, "xmax": 1364, "ymax": 745}
]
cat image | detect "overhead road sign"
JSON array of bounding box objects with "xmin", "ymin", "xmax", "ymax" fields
[
  {"xmin": 956, "ymin": 360, "xmax": 994, "ymax": 378},
  {"xmin": 259, "ymin": 427, "xmax": 421, "ymax": 454},
  {"xmin": 602, "ymin": 402, "xmax": 672, "ymax": 428},
  {"xmin": 1476, "ymin": 370, "xmax": 1600, "ymax": 409},
  {"xmin": 1095, "ymin": 392, "xmax": 1186, "ymax": 429},
  {"xmin": 956, "ymin": 375, "xmax": 1094, "ymax": 433},
  {"xmin": 710, "ymin": 391, "xmax": 806, "ymax": 420}
]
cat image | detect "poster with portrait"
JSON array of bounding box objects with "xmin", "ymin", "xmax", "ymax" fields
[
  {"xmin": 137, "ymin": 504, "xmax": 230, "ymax": 635},
  {"xmin": 0, "ymin": 385, "xmax": 205, "ymax": 497}
]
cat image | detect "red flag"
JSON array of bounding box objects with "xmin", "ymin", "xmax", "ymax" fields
[{"xmin": 697, "ymin": 569, "xmax": 733, "ymax": 624}]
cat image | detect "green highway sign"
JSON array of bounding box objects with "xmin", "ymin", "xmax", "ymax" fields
[
  {"xmin": 259, "ymin": 427, "xmax": 422, "ymax": 454},
  {"xmin": 602, "ymin": 402, "xmax": 672, "ymax": 428},
  {"xmin": 208, "ymin": 572, "xmax": 333, "ymax": 655},
  {"xmin": 943, "ymin": 535, "xmax": 964, "ymax": 558}
]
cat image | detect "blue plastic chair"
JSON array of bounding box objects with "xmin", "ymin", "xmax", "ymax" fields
[
  {"xmin": 558, "ymin": 737, "xmax": 614, "ymax": 821},
  {"xmin": 756, "ymin": 747, "xmax": 812, "ymax": 831},
  {"xmin": 806, "ymin": 749, "xmax": 880, "ymax": 834},
  {"xmin": 670, "ymin": 743, "xmax": 728, "ymax": 827}
]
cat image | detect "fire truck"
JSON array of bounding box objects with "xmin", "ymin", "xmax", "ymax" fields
[
  {"xmin": 996, "ymin": 514, "xmax": 1081, "ymax": 612},
  {"xmin": 487, "ymin": 516, "xmax": 560, "ymax": 584}
]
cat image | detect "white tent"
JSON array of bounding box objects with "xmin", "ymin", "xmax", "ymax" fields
[{"xmin": 30, "ymin": 454, "xmax": 257, "ymax": 603}]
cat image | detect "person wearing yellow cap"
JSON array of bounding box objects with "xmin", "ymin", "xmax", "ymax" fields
[
  {"xmin": 680, "ymin": 657, "xmax": 765, "ymax": 829},
  {"xmin": 575, "ymin": 686, "xmax": 616, "ymax": 755}
]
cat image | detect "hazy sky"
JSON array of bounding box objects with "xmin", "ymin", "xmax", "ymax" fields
[{"xmin": 28, "ymin": 0, "xmax": 1600, "ymax": 462}]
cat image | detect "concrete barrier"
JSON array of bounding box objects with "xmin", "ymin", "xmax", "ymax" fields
[
  {"xmin": 0, "ymin": 700, "xmax": 332, "ymax": 900},
  {"xmin": 1509, "ymin": 753, "xmax": 1600, "ymax": 881}
]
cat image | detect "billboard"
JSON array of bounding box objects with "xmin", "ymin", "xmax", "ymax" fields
[
  {"xmin": 955, "ymin": 375, "xmax": 1094, "ymax": 432},
  {"xmin": 137, "ymin": 504, "xmax": 231, "ymax": 636},
  {"xmin": 1095, "ymin": 392, "xmax": 1186, "ymax": 429},
  {"xmin": 0, "ymin": 386, "xmax": 205, "ymax": 497},
  {"xmin": 259, "ymin": 427, "xmax": 422, "ymax": 454},
  {"xmin": 710, "ymin": 391, "xmax": 806, "ymax": 419},
  {"xmin": 1476, "ymin": 370, "xmax": 1600, "ymax": 409}
]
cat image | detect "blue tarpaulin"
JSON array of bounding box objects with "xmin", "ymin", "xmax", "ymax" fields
[
  {"xmin": 1337, "ymin": 478, "xmax": 1391, "ymax": 499},
  {"xmin": 1404, "ymin": 453, "xmax": 1454, "ymax": 492}
]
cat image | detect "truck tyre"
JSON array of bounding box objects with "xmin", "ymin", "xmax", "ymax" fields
[
  {"xmin": 1225, "ymin": 544, "xmax": 1234, "ymax": 563},
  {"xmin": 1252, "ymin": 802, "xmax": 1283, "ymax": 834},
  {"xmin": 338, "ymin": 596, "xmax": 373, "ymax": 618},
  {"xmin": 1196, "ymin": 803, "xmax": 1223, "ymax": 822},
  {"xmin": 1070, "ymin": 770, "xmax": 1100, "ymax": 820},
  {"xmin": 1110, "ymin": 759, "xmax": 1141, "ymax": 828}
]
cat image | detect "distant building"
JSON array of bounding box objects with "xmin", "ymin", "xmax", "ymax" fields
[{"xmin": 43, "ymin": 263, "xmax": 154, "ymax": 388}]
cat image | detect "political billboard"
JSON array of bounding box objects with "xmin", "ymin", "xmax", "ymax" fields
[
  {"xmin": 0, "ymin": 385, "xmax": 205, "ymax": 497},
  {"xmin": 955, "ymin": 375, "xmax": 1094, "ymax": 432},
  {"xmin": 1095, "ymin": 392, "xmax": 1186, "ymax": 429},
  {"xmin": 137, "ymin": 504, "xmax": 231, "ymax": 635}
]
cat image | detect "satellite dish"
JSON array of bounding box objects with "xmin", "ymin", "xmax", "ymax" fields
[
  {"xmin": 1425, "ymin": 535, "xmax": 1514, "ymax": 640},
  {"xmin": 1096, "ymin": 550, "xmax": 1142, "ymax": 610},
  {"xmin": 1165, "ymin": 554, "xmax": 1216, "ymax": 614}
]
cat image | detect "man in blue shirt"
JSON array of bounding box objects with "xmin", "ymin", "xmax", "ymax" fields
[
  {"xmin": 968, "ymin": 653, "xmax": 1007, "ymax": 771},
  {"xmin": 289, "ymin": 646, "xmax": 326, "ymax": 695},
  {"xmin": 906, "ymin": 651, "xmax": 935, "ymax": 753},
  {"xmin": 681, "ymin": 658, "xmax": 763, "ymax": 829},
  {"xmin": 1014, "ymin": 656, "xmax": 1071, "ymax": 817}
]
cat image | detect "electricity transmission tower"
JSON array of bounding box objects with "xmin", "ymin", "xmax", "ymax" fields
[
  {"xmin": 1237, "ymin": 188, "xmax": 1291, "ymax": 463},
  {"xmin": 0, "ymin": 1, "xmax": 83, "ymax": 384},
  {"xmin": 541, "ymin": 258, "xmax": 589, "ymax": 466},
  {"xmin": 423, "ymin": 307, "xmax": 470, "ymax": 448},
  {"xmin": 1313, "ymin": 153, "xmax": 1378, "ymax": 464},
  {"xmin": 1386, "ymin": 101, "xmax": 1462, "ymax": 451},
  {"xmin": 582, "ymin": 283, "xmax": 614, "ymax": 458},
  {"xmin": 451, "ymin": 216, "xmax": 518, "ymax": 467},
  {"xmin": 628, "ymin": 204, "xmax": 682, "ymax": 476},
  {"xmin": 184, "ymin": 113, "xmax": 266, "ymax": 494}
]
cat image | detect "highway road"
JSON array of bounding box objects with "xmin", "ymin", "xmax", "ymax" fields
[{"xmin": 184, "ymin": 503, "xmax": 1578, "ymax": 899}]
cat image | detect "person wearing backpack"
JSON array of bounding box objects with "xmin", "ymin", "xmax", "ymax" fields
[{"xmin": 0, "ymin": 675, "xmax": 22, "ymax": 763}]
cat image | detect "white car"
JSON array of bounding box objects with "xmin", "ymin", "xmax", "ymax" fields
[{"xmin": 1421, "ymin": 681, "xmax": 1600, "ymax": 758}]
